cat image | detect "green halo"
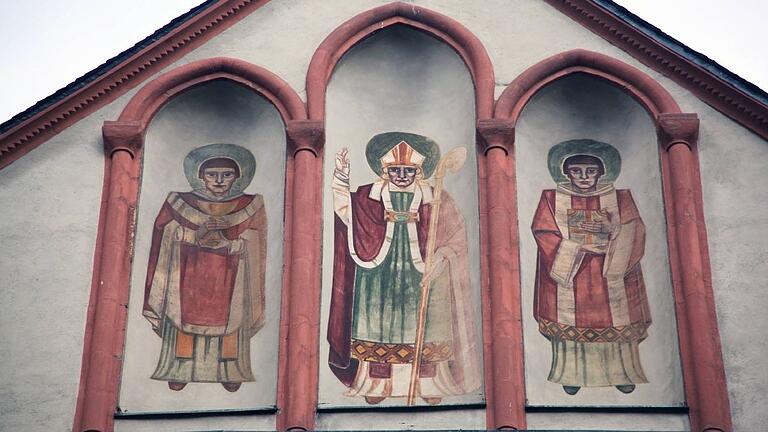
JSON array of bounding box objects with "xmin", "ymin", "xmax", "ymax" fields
[
  {"xmin": 365, "ymin": 132, "xmax": 441, "ymax": 179},
  {"xmin": 547, "ymin": 139, "xmax": 622, "ymax": 183},
  {"xmin": 183, "ymin": 143, "xmax": 256, "ymax": 193}
]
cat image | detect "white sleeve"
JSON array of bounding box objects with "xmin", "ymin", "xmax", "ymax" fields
[
  {"xmin": 332, "ymin": 168, "xmax": 351, "ymax": 225},
  {"xmin": 549, "ymin": 239, "xmax": 584, "ymax": 288}
]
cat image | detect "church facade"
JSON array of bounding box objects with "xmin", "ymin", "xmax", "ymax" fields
[{"xmin": 1, "ymin": 1, "xmax": 766, "ymax": 431}]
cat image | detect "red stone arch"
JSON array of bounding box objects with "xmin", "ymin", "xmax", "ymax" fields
[
  {"xmin": 116, "ymin": 56, "xmax": 307, "ymax": 134},
  {"xmin": 305, "ymin": 1, "xmax": 495, "ymax": 120},
  {"xmin": 75, "ymin": 57, "xmax": 319, "ymax": 432},
  {"xmin": 491, "ymin": 49, "xmax": 732, "ymax": 432},
  {"xmin": 305, "ymin": 4, "xmax": 530, "ymax": 431},
  {"xmin": 494, "ymin": 49, "xmax": 680, "ymax": 122}
]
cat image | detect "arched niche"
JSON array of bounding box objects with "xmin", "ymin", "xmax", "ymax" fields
[
  {"xmin": 118, "ymin": 79, "xmax": 286, "ymax": 413},
  {"xmin": 75, "ymin": 58, "xmax": 309, "ymax": 432},
  {"xmin": 306, "ymin": 4, "xmax": 525, "ymax": 430},
  {"xmin": 515, "ymin": 73, "xmax": 685, "ymax": 409},
  {"xmin": 305, "ymin": 1, "xmax": 495, "ymax": 120},
  {"xmin": 318, "ymin": 24, "xmax": 485, "ymax": 416},
  {"xmin": 493, "ymin": 49, "xmax": 732, "ymax": 432}
]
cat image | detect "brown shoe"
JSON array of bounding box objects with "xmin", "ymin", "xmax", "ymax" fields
[
  {"xmin": 422, "ymin": 397, "xmax": 442, "ymax": 405},
  {"xmin": 167, "ymin": 381, "xmax": 187, "ymax": 391},
  {"xmin": 364, "ymin": 396, "xmax": 386, "ymax": 405},
  {"xmin": 222, "ymin": 382, "xmax": 241, "ymax": 392}
]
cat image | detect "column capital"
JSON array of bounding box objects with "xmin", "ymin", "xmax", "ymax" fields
[
  {"xmin": 477, "ymin": 119, "xmax": 515, "ymax": 155},
  {"xmin": 658, "ymin": 113, "xmax": 699, "ymax": 151},
  {"xmin": 102, "ymin": 121, "xmax": 143, "ymax": 158},
  {"xmin": 286, "ymin": 120, "xmax": 325, "ymax": 156}
]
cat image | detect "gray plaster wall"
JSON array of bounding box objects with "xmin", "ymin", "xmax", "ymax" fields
[
  {"xmin": 694, "ymin": 101, "xmax": 768, "ymax": 431},
  {"xmin": 0, "ymin": 93, "xmax": 128, "ymax": 431},
  {"xmin": 2, "ymin": 0, "xmax": 766, "ymax": 430}
]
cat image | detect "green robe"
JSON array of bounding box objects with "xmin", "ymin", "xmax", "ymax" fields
[{"xmin": 351, "ymin": 191, "xmax": 451, "ymax": 344}]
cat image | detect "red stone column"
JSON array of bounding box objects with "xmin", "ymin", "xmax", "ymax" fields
[
  {"xmin": 278, "ymin": 120, "xmax": 324, "ymax": 431},
  {"xmin": 477, "ymin": 119, "xmax": 526, "ymax": 430},
  {"xmin": 79, "ymin": 121, "xmax": 142, "ymax": 432},
  {"xmin": 658, "ymin": 113, "xmax": 732, "ymax": 432}
]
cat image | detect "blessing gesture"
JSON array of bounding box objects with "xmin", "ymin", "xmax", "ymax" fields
[{"xmin": 335, "ymin": 147, "xmax": 350, "ymax": 178}]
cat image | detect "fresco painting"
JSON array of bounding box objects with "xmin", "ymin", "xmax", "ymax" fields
[
  {"xmin": 143, "ymin": 143, "xmax": 267, "ymax": 393},
  {"xmin": 327, "ymin": 132, "xmax": 481, "ymax": 406},
  {"xmin": 532, "ymin": 139, "xmax": 651, "ymax": 396}
]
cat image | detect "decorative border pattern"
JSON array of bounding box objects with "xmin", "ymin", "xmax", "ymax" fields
[
  {"xmin": 0, "ymin": 0, "xmax": 271, "ymax": 170},
  {"xmin": 350, "ymin": 340, "xmax": 454, "ymax": 364},
  {"xmin": 545, "ymin": 0, "xmax": 768, "ymax": 140},
  {"xmin": 538, "ymin": 319, "xmax": 649, "ymax": 343},
  {"xmin": 1, "ymin": 0, "xmax": 766, "ymax": 171}
]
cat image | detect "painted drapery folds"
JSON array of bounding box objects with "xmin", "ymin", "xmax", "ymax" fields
[
  {"xmin": 143, "ymin": 144, "xmax": 267, "ymax": 393},
  {"xmin": 327, "ymin": 132, "xmax": 481, "ymax": 406},
  {"xmin": 532, "ymin": 139, "xmax": 651, "ymax": 396}
]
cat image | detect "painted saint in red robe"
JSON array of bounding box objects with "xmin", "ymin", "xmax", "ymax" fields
[
  {"xmin": 143, "ymin": 144, "xmax": 266, "ymax": 392},
  {"xmin": 533, "ymin": 140, "xmax": 651, "ymax": 395},
  {"xmin": 327, "ymin": 132, "xmax": 480, "ymax": 405}
]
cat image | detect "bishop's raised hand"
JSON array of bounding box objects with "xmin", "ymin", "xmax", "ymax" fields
[{"xmin": 335, "ymin": 147, "xmax": 350, "ymax": 176}]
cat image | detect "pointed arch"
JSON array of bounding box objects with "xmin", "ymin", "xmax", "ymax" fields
[
  {"xmin": 494, "ymin": 49, "xmax": 680, "ymax": 122},
  {"xmin": 305, "ymin": 1, "xmax": 495, "ymax": 120},
  {"xmin": 117, "ymin": 57, "xmax": 306, "ymax": 136}
]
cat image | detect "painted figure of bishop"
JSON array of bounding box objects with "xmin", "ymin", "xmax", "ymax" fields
[{"xmin": 327, "ymin": 132, "xmax": 480, "ymax": 405}]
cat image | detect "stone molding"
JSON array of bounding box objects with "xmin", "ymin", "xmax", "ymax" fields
[
  {"xmin": 477, "ymin": 119, "xmax": 515, "ymax": 155},
  {"xmin": 305, "ymin": 1, "xmax": 495, "ymax": 120},
  {"xmin": 0, "ymin": 0, "xmax": 273, "ymax": 171},
  {"xmin": 3, "ymin": 0, "xmax": 767, "ymax": 173},
  {"xmin": 102, "ymin": 121, "xmax": 143, "ymax": 157},
  {"xmin": 658, "ymin": 113, "xmax": 700, "ymax": 151},
  {"xmin": 545, "ymin": 0, "xmax": 768, "ymax": 141},
  {"xmin": 495, "ymin": 49, "xmax": 681, "ymax": 122},
  {"xmin": 286, "ymin": 120, "xmax": 325, "ymax": 156}
]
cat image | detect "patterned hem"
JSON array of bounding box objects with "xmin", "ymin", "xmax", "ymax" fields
[
  {"xmin": 351, "ymin": 339, "xmax": 453, "ymax": 363},
  {"xmin": 538, "ymin": 319, "xmax": 648, "ymax": 343}
]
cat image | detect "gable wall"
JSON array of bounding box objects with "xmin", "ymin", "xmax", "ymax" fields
[
  {"xmin": 1, "ymin": 1, "xmax": 764, "ymax": 431},
  {"xmin": 0, "ymin": 89, "xmax": 130, "ymax": 432}
]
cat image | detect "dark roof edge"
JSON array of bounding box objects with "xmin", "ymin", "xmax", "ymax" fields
[
  {"xmin": 594, "ymin": 0, "xmax": 768, "ymax": 106},
  {"xmin": 0, "ymin": 0, "xmax": 218, "ymax": 135}
]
